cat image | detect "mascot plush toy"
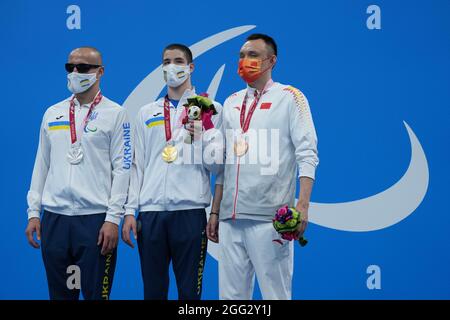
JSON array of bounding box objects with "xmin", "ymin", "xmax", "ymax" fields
[
  {"xmin": 273, "ymin": 205, "xmax": 308, "ymax": 247},
  {"xmin": 182, "ymin": 93, "xmax": 217, "ymax": 143}
]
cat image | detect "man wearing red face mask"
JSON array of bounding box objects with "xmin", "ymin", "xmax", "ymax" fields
[{"xmin": 206, "ymin": 34, "xmax": 319, "ymax": 300}]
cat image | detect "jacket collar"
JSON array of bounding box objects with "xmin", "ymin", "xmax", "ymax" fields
[
  {"xmin": 71, "ymin": 90, "xmax": 103, "ymax": 108},
  {"xmin": 156, "ymin": 87, "xmax": 196, "ymax": 108},
  {"xmin": 246, "ymin": 79, "xmax": 274, "ymax": 96}
]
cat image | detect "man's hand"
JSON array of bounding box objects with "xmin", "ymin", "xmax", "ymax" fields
[
  {"xmin": 97, "ymin": 221, "xmax": 119, "ymax": 255},
  {"xmin": 25, "ymin": 217, "xmax": 41, "ymax": 248},
  {"xmin": 206, "ymin": 213, "xmax": 219, "ymax": 243},
  {"xmin": 185, "ymin": 120, "xmax": 195, "ymax": 134},
  {"xmin": 185, "ymin": 119, "xmax": 203, "ymax": 133},
  {"xmin": 121, "ymin": 215, "xmax": 137, "ymax": 248},
  {"xmin": 294, "ymin": 204, "xmax": 309, "ymax": 239}
]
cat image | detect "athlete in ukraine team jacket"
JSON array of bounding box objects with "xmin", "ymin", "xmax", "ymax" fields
[
  {"xmin": 206, "ymin": 34, "xmax": 319, "ymax": 300},
  {"xmin": 122, "ymin": 44, "xmax": 223, "ymax": 300},
  {"xmin": 25, "ymin": 47, "xmax": 131, "ymax": 300}
]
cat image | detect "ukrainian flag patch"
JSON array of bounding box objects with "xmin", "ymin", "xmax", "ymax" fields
[
  {"xmin": 145, "ymin": 116, "xmax": 164, "ymax": 128},
  {"xmin": 48, "ymin": 121, "xmax": 70, "ymax": 131}
]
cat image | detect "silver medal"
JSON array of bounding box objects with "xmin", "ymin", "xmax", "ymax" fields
[{"xmin": 67, "ymin": 144, "xmax": 84, "ymax": 165}]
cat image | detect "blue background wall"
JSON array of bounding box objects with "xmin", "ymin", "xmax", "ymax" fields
[{"xmin": 0, "ymin": 0, "xmax": 449, "ymax": 299}]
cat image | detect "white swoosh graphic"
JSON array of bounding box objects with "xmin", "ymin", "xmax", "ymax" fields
[
  {"xmin": 207, "ymin": 64, "xmax": 226, "ymax": 100},
  {"xmin": 122, "ymin": 26, "xmax": 429, "ymax": 261},
  {"xmin": 309, "ymin": 121, "xmax": 429, "ymax": 232}
]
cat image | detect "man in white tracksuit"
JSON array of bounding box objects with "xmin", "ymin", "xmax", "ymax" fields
[
  {"xmin": 122, "ymin": 44, "xmax": 223, "ymax": 300},
  {"xmin": 25, "ymin": 47, "xmax": 131, "ymax": 300},
  {"xmin": 206, "ymin": 34, "xmax": 319, "ymax": 300}
]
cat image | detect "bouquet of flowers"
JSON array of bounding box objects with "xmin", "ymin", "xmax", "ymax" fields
[
  {"xmin": 273, "ymin": 205, "xmax": 308, "ymax": 247},
  {"xmin": 182, "ymin": 93, "xmax": 217, "ymax": 143}
]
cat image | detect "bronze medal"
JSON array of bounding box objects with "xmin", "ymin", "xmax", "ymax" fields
[{"xmin": 234, "ymin": 138, "xmax": 248, "ymax": 157}]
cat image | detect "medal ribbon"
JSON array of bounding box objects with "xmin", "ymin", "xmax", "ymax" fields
[
  {"xmin": 69, "ymin": 91, "xmax": 102, "ymax": 144},
  {"xmin": 163, "ymin": 95, "xmax": 172, "ymax": 142},
  {"xmin": 239, "ymin": 80, "xmax": 273, "ymax": 133}
]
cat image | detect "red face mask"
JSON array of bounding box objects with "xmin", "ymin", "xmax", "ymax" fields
[{"xmin": 237, "ymin": 57, "xmax": 272, "ymax": 84}]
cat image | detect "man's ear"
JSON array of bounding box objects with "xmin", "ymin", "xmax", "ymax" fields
[
  {"xmin": 271, "ymin": 55, "xmax": 277, "ymax": 66},
  {"xmin": 270, "ymin": 55, "xmax": 277, "ymax": 69},
  {"xmin": 189, "ymin": 62, "xmax": 195, "ymax": 74},
  {"xmin": 97, "ymin": 66, "xmax": 105, "ymax": 79}
]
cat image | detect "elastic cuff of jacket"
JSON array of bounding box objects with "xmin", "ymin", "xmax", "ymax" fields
[
  {"xmin": 124, "ymin": 209, "xmax": 136, "ymax": 216},
  {"xmin": 27, "ymin": 211, "xmax": 41, "ymax": 220},
  {"xmin": 214, "ymin": 170, "xmax": 225, "ymax": 184},
  {"xmin": 105, "ymin": 214, "xmax": 121, "ymax": 226},
  {"xmin": 298, "ymin": 162, "xmax": 316, "ymax": 180}
]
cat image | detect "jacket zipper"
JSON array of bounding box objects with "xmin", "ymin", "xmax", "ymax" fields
[{"xmin": 232, "ymin": 157, "xmax": 241, "ymax": 220}]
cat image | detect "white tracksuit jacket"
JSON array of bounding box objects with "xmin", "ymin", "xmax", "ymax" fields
[
  {"xmin": 124, "ymin": 88, "xmax": 223, "ymax": 215},
  {"xmin": 218, "ymin": 81, "xmax": 319, "ymax": 221},
  {"xmin": 27, "ymin": 94, "xmax": 132, "ymax": 225}
]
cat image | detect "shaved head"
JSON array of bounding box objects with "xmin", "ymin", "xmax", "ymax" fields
[{"xmin": 68, "ymin": 46, "xmax": 103, "ymax": 65}]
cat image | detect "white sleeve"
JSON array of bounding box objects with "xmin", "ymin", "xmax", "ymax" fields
[
  {"xmin": 215, "ymin": 100, "xmax": 227, "ymax": 185},
  {"xmin": 201, "ymin": 101, "xmax": 225, "ymax": 175},
  {"xmin": 27, "ymin": 112, "xmax": 51, "ymax": 220},
  {"xmin": 214, "ymin": 167, "xmax": 225, "ymax": 185},
  {"xmin": 124, "ymin": 110, "xmax": 145, "ymax": 217},
  {"xmin": 288, "ymin": 89, "xmax": 319, "ymax": 180},
  {"xmin": 105, "ymin": 108, "xmax": 132, "ymax": 225}
]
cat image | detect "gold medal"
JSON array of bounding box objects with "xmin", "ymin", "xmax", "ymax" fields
[
  {"xmin": 234, "ymin": 139, "xmax": 248, "ymax": 157},
  {"xmin": 162, "ymin": 144, "xmax": 178, "ymax": 163}
]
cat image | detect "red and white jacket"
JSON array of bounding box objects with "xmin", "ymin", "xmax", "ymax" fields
[{"xmin": 217, "ymin": 80, "xmax": 319, "ymax": 221}]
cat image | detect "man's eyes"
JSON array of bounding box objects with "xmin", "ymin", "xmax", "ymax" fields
[
  {"xmin": 240, "ymin": 52, "xmax": 259, "ymax": 58},
  {"xmin": 163, "ymin": 59, "xmax": 185, "ymax": 65}
]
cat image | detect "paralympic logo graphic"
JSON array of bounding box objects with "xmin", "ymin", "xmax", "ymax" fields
[{"xmin": 122, "ymin": 26, "xmax": 429, "ymax": 258}]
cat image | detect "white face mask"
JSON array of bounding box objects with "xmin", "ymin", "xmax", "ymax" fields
[
  {"xmin": 162, "ymin": 63, "xmax": 190, "ymax": 88},
  {"xmin": 67, "ymin": 72, "xmax": 97, "ymax": 94}
]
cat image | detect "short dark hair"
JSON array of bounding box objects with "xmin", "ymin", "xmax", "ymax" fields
[
  {"xmin": 246, "ymin": 33, "xmax": 277, "ymax": 57},
  {"xmin": 163, "ymin": 43, "xmax": 193, "ymax": 63}
]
